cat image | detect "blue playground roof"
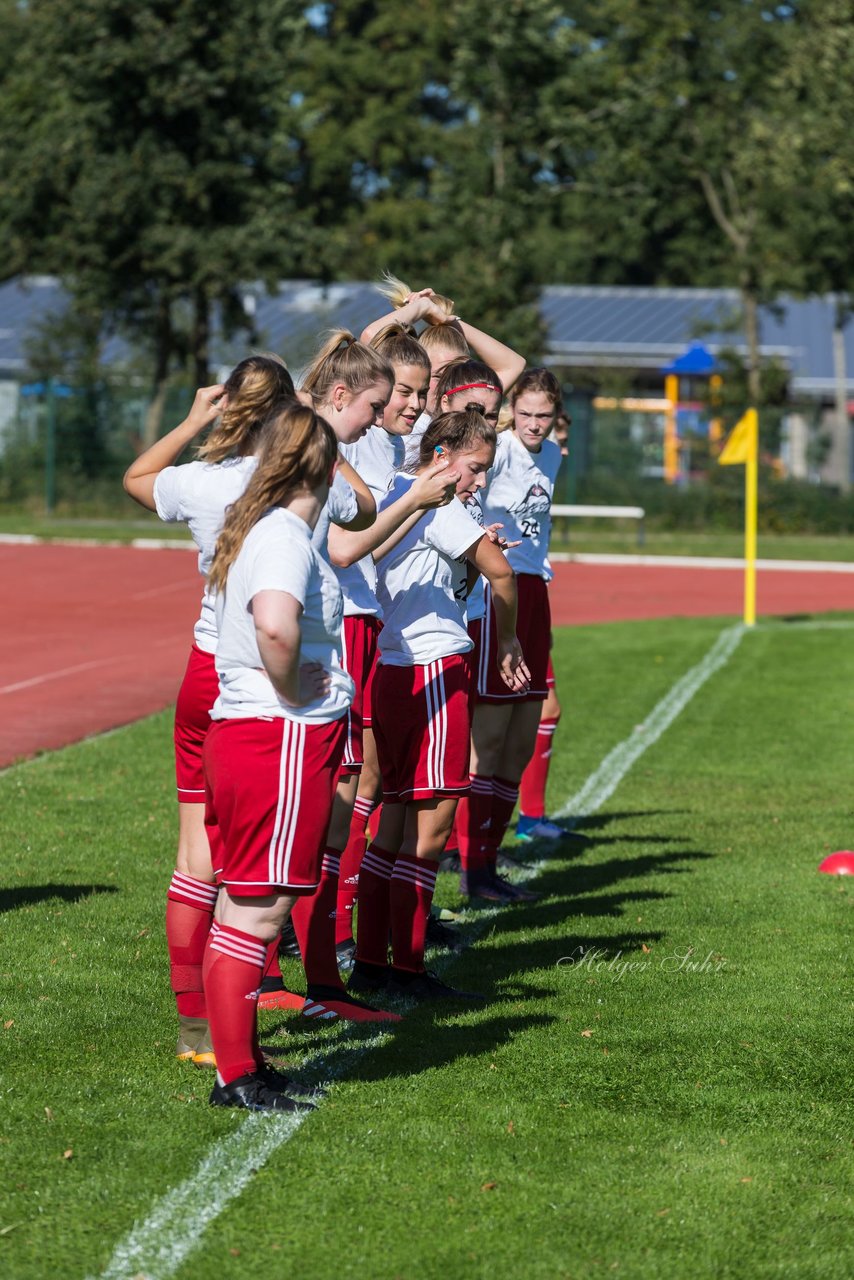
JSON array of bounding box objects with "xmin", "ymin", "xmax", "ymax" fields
[{"xmin": 1, "ymin": 278, "xmax": 852, "ymax": 399}]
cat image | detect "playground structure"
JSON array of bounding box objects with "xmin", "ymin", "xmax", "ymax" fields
[{"xmin": 590, "ymin": 341, "xmax": 723, "ymax": 486}]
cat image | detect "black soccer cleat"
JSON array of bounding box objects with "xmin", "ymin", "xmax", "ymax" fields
[
  {"xmin": 209, "ymin": 1072, "xmax": 316, "ymax": 1113},
  {"xmin": 459, "ymin": 867, "xmax": 540, "ymax": 903},
  {"xmin": 258, "ymin": 1063, "xmax": 326, "ymax": 1102},
  {"xmin": 277, "ymin": 918, "xmax": 302, "ymax": 958},
  {"xmin": 387, "ymin": 967, "xmax": 486, "ymax": 1003},
  {"xmin": 425, "ymin": 914, "xmax": 464, "ymax": 952},
  {"xmin": 348, "ymin": 959, "xmax": 391, "ymax": 994}
]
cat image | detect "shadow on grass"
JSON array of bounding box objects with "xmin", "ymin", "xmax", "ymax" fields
[
  {"xmin": 0, "ymin": 882, "xmax": 119, "ymax": 914},
  {"xmin": 530, "ymin": 848, "xmax": 714, "ymax": 899},
  {"xmin": 570, "ymin": 809, "xmax": 690, "ymax": 833},
  {"xmin": 256, "ymin": 839, "xmax": 714, "ymax": 1083}
]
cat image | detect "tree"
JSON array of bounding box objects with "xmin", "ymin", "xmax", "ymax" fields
[
  {"xmin": 549, "ymin": 1, "xmax": 808, "ymax": 397},
  {"xmin": 0, "ymin": 0, "xmax": 309, "ymax": 441}
]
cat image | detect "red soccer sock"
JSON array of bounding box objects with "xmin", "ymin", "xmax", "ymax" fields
[
  {"xmin": 457, "ymin": 774, "xmax": 493, "ymax": 872},
  {"xmin": 291, "ymin": 849, "xmax": 343, "ymax": 991},
  {"xmin": 367, "ymin": 804, "xmax": 382, "ymax": 843},
  {"xmin": 264, "ymin": 939, "xmax": 283, "ymax": 983},
  {"xmin": 519, "ymin": 717, "xmax": 560, "ymax": 818},
  {"xmin": 202, "ymin": 923, "xmax": 267, "ymax": 1086},
  {"xmin": 166, "ymin": 871, "xmax": 219, "ymax": 1019},
  {"xmin": 336, "ymin": 796, "xmax": 379, "ymax": 944},
  {"xmin": 486, "ymin": 776, "xmax": 520, "ymax": 869},
  {"xmin": 354, "ymin": 843, "xmax": 396, "ymax": 968},
  {"xmin": 390, "ymin": 854, "xmax": 438, "ymax": 973}
]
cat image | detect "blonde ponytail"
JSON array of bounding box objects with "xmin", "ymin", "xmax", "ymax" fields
[
  {"xmin": 376, "ymin": 272, "xmax": 456, "ymax": 321},
  {"xmin": 301, "ymin": 329, "xmax": 393, "ymax": 405}
]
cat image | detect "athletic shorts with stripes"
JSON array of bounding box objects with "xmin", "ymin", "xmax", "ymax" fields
[
  {"xmin": 174, "ymin": 643, "xmax": 219, "ymax": 804},
  {"xmin": 372, "ymin": 653, "xmax": 472, "ymax": 804},
  {"xmin": 203, "ymin": 715, "xmax": 347, "ymax": 896},
  {"xmin": 339, "ymin": 615, "xmax": 382, "ymax": 776},
  {"xmin": 473, "ymin": 573, "xmax": 551, "ymax": 703}
]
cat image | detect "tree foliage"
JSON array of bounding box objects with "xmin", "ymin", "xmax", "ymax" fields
[{"xmin": 1, "ymin": 0, "xmax": 853, "ymax": 410}]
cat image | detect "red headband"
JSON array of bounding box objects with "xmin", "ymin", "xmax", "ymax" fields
[{"xmin": 444, "ymin": 381, "xmax": 498, "ymax": 397}]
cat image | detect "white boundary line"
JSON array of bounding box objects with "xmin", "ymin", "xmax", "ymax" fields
[
  {"xmin": 90, "ymin": 621, "xmax": 746, "ymax": 1280},
  {"xmin": 4, "ymin": 532, "xmax": 854, "ymax": 572},
  {"xmin": 554, "ymin": 623, "xmax": 744, "ymax": 821},
  {"xmin": 549, "ymin": 551, "xmax": 854, "ymax": 573}
]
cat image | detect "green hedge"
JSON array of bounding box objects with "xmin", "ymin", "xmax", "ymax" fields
[{"xmin": 575, "ymin": 469, "xmax": 854, "ymax": 535}]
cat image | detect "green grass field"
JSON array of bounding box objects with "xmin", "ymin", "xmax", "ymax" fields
[
  {"xmin": 2, "ymin": 510, "xmax": 854, "ymax": 561},
  {"xmin": 2, "ymin": 616, "xmax": 853, "ymax": 1279}
]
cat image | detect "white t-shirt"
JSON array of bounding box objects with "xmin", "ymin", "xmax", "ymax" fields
[
  {"xmin": 335, "ymin": 428, "xmax": 407, "ymax": 618},
  {"xmin": 403, "ymin": 410, "xmax": 432, "ymax": 467},
  {"xmin": 341, "ymin": 427, "xmax": 405, "ymax": 502},
  {"xmin": 153, "ymin": 456, "xmax": 257, "ymax": 653},
  {"xmin": 461, "ymin": 495, "xmax": 486, "ymax": 623},
  {"xmin": 212, "ymin": 507, "xmax": 355, "ymax": 724},
  {"xmin": 481, "ymin": 433, "xmax": 562, "ymax": 580},
  {"xmin": 375, "ymin": 475, "xmax": 484, "ymax": 666},
  {"xmin": 311, "ymin": 469, "xmax": 360, "ymax": 555}
]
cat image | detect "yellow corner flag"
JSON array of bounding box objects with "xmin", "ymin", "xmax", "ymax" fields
[
  {"xmin": 718, "ymin": 409, "xmax": 758, "ymax": 626},
  {"xmin": 719, "ymin": 409, "xmax": 757, "ymax": 465}
]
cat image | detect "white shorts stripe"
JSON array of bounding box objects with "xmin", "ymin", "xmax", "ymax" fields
[
  {"xmin": 267, "ymin": 721, "xmax": 290, "ymax": 882},
  {"xmin": 479, "ymin": 585, "xmax": 492, "ymax": 694},
  {"xmin": 277, "ymin": 721, "xmax": 305, "ymax": 885},
  {"xmin": 424, "ymin": 661, "xmax": 437, "ymax": 790},
  {"xmin": 434, "ymin": 658, "xmax": 447, "ymax": 791}
]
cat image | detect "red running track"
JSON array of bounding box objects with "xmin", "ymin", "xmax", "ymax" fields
[
  {"xmin": 3, "ymin": 543, "xmax": 854, "ymax": 767},
  {"xmin": 2, "ymin": 543, "xmax": 201, "ymax": 768},
  {"xmin": 548, "ymin": 559, "xmax": 854, "ymax": 626}
]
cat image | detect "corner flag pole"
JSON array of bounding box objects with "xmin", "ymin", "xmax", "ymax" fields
[{"xmin": 719, "ymin": 408, "xmax": 758, "ymax": 627}]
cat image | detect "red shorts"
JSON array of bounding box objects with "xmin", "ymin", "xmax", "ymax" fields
[
  {"xmin": 546, "ymin": 651, "xmax": 555, "ymax": 691},
  {"xmin": 474, "ymin": 574, "xmax": 551, "ymax": 703},
  {"xmin": 203, "ymin": 715, "xmax": 346, "ymax": 896},
  {"xmin": 339, "ymin": 615, "xmax": 382, "ymax": 775},
  {"xmin": 174, "ymin": 644, "xmax": 219, "ymax": 803},
  {"xmin": 372, "ymin": 654, "xmax": 472, "ymax": 804}
]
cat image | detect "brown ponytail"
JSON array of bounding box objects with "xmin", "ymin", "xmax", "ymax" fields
[
  {"xmin": 208, "ymin": 404, "xmax": 337, "ymax": 593},
  {"xmin": 435, "ymin": 357, "xmax": 502, "ymax": 406},
  {"xmin": 415, "ymin": 409, "xmax": 497, "ymax": 471},
  {"xmin": 198, "ymin": 353, "xmax": 295, "ymax": 462},
  {"xmin": 370, "ymin": 322, "xmax": 431, "ymax": 374}
]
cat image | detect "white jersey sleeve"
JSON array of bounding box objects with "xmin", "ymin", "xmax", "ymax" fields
[
  {"xmin": 152, "ymin": 455, "xmax": 257, "ymax": 653},
  {"xmin": 481, "ymin": 434, "xmax": 562, "ymax": 580},
  {"xmin": 403, "ymin": 410, "xmax": 432, "ymax": 468},
  {"xmin": 375, "ymin": 476, "xmax": 483, "ymax": 666},
  {"xmin": 340, "ymin": 427, "xmax": 405, "ymax": 503},
  {"xmin": 311, "ymin": 470, "xmax": 359, "ymax": 554},
  {"xmin": 213, "ymin": 508, "xmax": 354, "ymax": 724}
]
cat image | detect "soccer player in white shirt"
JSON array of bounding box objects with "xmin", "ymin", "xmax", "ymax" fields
[
  {"xmin": 202, "ymin": 402, "xmax": 380, "ymax": 1112},
  {"xmin": 292, "ymin": 331, "xmax": 453, "ymax": 1021},
  {"xmin": 360, "ymin": 275, "xmax": 526, "ymax": 467},
  {"xmin": 331, "ymin": 324, "xmax": 432, "ymax": 961},
  {"xmin": 124, "ymin": 353, "xmax": 380, "ymax": 1056},
  {"xmin": 460, "ymin": 369, "xmax": 566, "ymax": 901},
  {"xmin": 123, "ymin": 355, "xmax": 296, "ymax": 1065},
  {"xmin": 349, "ymin": 410, "xmax": 530, "ymax": 1003}
]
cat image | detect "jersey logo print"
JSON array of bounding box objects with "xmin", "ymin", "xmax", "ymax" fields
[{"xmin": 508, "ymin": 482, "xmax": 551, "ymax": 518}]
